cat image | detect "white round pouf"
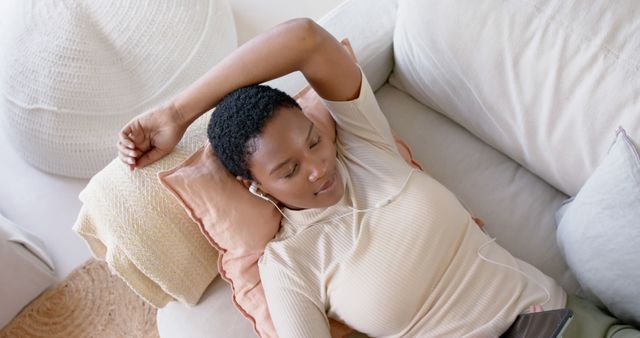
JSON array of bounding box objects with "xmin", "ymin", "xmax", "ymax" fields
[{"xmin": 0, "ymin": 0, "xmax": 237, "ymax": 178}]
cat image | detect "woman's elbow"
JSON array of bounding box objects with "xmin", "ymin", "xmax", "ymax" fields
[{"xmin": 285, "ymin": 18, "xmax": 323, "ymax": 53}]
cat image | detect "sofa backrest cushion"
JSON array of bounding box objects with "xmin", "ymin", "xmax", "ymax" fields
[{"xmin": 390, "ymin": 0, "xmax": 640, "ymax": 197}]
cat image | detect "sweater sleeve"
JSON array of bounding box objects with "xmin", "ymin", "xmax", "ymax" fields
[
  {"xmin": 322, "ymin": 67, "xmax": 399, "ymax": 156},
  {"xmin": 258, "ymin": 251, "xmax": 331, "ymax": 338}
]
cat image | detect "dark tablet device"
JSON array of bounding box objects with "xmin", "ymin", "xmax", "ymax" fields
[{"xmin": 500, "ymin": 308, "xmax": 574, "ymax": 338}]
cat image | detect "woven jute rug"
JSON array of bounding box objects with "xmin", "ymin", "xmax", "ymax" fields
[{"xmin": 0, "ymin": 259, "xmax": 159, "ymax": 338}]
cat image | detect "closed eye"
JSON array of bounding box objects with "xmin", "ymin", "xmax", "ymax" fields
[
  {"xmin": 310, "ymin": 136, "xmax": 321, "ymax": 149},
  {"xmin": 284, "ymin": 164, "xmax": 298, "ymax": 178}
]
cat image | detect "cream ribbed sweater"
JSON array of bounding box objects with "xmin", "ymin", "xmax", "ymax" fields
[{"xmin": 257, "ymin": 71, "xmax": 566, "ymax": 338}]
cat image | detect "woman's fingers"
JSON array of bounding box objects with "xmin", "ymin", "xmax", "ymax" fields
[
  {"xmin": 117, "ymin": 140, "xmax": 141, "ymax": 157},
  {"xmin": 119, "ymin": 119, "xmax": 147, "ymax": 148},
  {"xmin": 117, "ymin": 109, "xmax": 177, "ymax": 169},
  {"xmin": 120, "ymin": 137, "xmax": 135, "ymax": 150},
  {"xmin": 118, "ymin": 149, "xmax": 136, "ymax": 165},
  {"xmin": 117, "ymin": 139, "xmax": 141, "ymax": 171},
  {"xmin": 119, "ymin": 124, "xmax": 136, "ymax": 148},
  {"xmin": 118, "ymin": 119, "xmax": 149, "ymax": 169},
  {"xmin": 135, "ymin": 147, "xmax": 165, "ymax": 169}
]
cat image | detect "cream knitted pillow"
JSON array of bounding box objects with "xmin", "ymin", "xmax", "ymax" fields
[
  {"xmin": 73, "ymin": 111, "xmax": 218, "ymax": 308},
  {"xmin": 0, "ymin": 0, "xmax": 236, "ymax": 178}
]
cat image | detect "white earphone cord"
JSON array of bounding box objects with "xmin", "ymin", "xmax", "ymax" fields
[
  {"xmin": 477, "ymin": 238, "xmax": 551, "ymax": 307},
  {"xmin": 255, "ymin": 168, "xmax": 551, "ymax": 307},
  {"xmin": 260, "ymin": 168, "xmax": 417, "ymax": 226}
]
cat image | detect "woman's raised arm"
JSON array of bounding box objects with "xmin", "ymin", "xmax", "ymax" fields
[{"xmin": 118, "ymin": 18, "xmax": 361, "ymax": 170}]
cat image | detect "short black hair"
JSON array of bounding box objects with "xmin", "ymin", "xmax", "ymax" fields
[{"xmin": 207, "ymin": 84, "xmax": 300, "ymax": 180}]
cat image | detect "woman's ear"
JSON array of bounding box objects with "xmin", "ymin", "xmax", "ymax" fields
[{"xmin": 236, "ymin": 176, "xmax": 253, "ymax": 190}]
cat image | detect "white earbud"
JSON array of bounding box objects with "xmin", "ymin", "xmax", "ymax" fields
[
  {"xmin": 374, "ymin": 198, "xmax": 393, "ymax": 209},
  {"xmin": 249, "ymin": 182, "xmax": 271, "ymax": 202}
]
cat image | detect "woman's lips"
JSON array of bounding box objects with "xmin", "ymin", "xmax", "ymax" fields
[{"xmin": 316, "ymin": 172, "xmax": 337, "ymax": 195}]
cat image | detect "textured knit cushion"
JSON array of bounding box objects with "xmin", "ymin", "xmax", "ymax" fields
[
  {"xmin": 390, "ymin": 0, "xmax": 640, "ymax": 197},
  {"xmin": 0, "ymin": 0, "xmax": 236, "ymax": 178},
  {"xmin": 555, "ymin": 127, "xmax": 640, "ymax": 327},
  {"xmin": 73, "ymin": 112, "xmax": 218, "ymax": 308}
]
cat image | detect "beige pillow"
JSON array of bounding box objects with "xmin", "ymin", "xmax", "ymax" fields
[{"xmin": 73, "ymin": 111, "xmax": 218, "ymax": 307}]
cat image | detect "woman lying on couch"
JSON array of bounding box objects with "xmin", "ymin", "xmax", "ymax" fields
[{"xmin": 118, "ymin": 18, "xmax": 636, "ymax": 338}]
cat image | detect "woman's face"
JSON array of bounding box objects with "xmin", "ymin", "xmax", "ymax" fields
[{"xmin": 247, "ymin": 106, "xmax": 344, "ymax": 210}]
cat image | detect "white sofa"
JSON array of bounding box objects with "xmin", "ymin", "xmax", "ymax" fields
[
  {"xmin": 157, "ymin": 0, "xmax": 640, "ymax": 336},
  {"xmin": 2, "ymin": 0, "xmax": 636, "ymax": 335}
]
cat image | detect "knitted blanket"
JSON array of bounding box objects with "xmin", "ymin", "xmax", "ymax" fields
[{"xmin": 72, "ymin": 112, "xmax": 218, "ymax": 307}]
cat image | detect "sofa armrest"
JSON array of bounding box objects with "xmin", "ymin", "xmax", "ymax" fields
[{"xmin": 266, "ymin": 0, "xmax": 398, "ymax": 94}]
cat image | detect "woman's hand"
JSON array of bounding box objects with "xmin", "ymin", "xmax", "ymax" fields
[{"xmin": 117, "ymin": 102, "xmax": 188, "ymax": 170}]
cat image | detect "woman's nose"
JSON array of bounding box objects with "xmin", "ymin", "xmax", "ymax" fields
[{"xmin": 307, "ymin": 157, "xmax": 327, "ymax": 182}]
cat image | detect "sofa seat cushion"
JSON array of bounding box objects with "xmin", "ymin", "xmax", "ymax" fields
[
  {"xmin": 390, "ymin": 0, "xmax": 640, "ymax": 197},
  {"xmin": 156, "ymin": 276, "xmax": 256, "ymax": 338},
  {"xmin": 375, "ymin": 84, "xmax": 580, "ymax": 294}
]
